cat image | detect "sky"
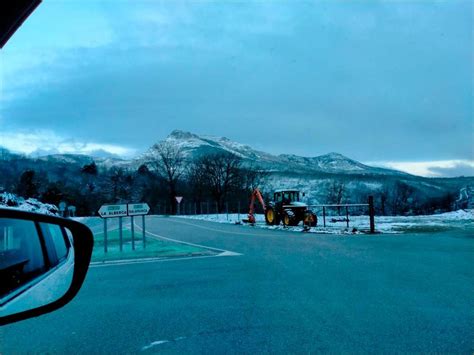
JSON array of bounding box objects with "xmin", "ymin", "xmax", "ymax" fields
[{"xmin": 0, "ymin": 0, "xmax": 472, "ymax": 177}]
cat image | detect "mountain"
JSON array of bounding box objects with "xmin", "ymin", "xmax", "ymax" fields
[
  {"xmin": 137, "ymin": 130, "xmax": 406, "ymax": 176},
  {"xmin": 1, "ymin": 132, "xmax": 472, "ymax": 212},
  {"xmin": 0, "ymin": 131, "xmax": 410, "ymax": 176},
  {"xmin": 34, "ymin": 153, "xmax": 129, "ymax": 169}
]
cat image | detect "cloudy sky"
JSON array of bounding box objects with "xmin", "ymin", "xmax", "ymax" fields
[{"xmin": 0, "ymin": 0, "xmax": 472, "ymax": 177}]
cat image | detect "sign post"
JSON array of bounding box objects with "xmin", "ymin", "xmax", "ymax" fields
[
  {"xmin": 97, "ymin": 203, "xmax": 150, "ymax": 252},
  {"xmin": 98, "ymin": 204, "xmax": 128, "ymax": 253},
  {"xmin": 131, "ymin": 216, "xmax": 135, "ymax": 250},
  {"xmin": 142, "ymin": 215, "xmax": 146, "ymax": 248},
  {"xmin": 128, "ymin": 203, "xmax": 150, "ymax": 249},
  {"xmin": 175, "ymin": 196, "xmax": 183, "ymax": 215},
  {"xmin": 104, "ymin": 218, "xmax": 107, "ymax": 253},
  {"xmin": 119, "ymin": 216, "xmax": 123, "ymax": 252}
]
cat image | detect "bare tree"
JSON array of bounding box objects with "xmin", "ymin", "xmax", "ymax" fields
[
  {"xmin": 326, "ymin": 180, "xmax": 345, "ymax": 214},
  {"xmin": 389, "ymin": 181, "xmax": 415, "ymax": 215},
  {"xmin": 197, "ymin": 153, "xmax": 242, "ymax": 212},
  {"xmin": 107, "ymin": 167, "xmax": 133, "ymax": 203},
  {"xmin": 187, "ymin": 160, "xmax": 208, "ymax": 212},
  {"xmin": 148, "ymin": 142, "xmax": 185, "ymax": 214},
  {"xmin": 241, "ymin": 164, "xmax": 270, "ymax": 192}
]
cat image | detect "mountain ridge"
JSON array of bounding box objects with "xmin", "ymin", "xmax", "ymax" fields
[{"xmin": 136, "ymin": 130, "xmax": 408, "ymax": 176}]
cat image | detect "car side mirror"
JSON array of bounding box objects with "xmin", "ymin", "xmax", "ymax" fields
[{"xmin": 0, "ymin": 208, "xmax": 93, "ymax": 325}]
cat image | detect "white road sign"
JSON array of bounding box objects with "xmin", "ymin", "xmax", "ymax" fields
[
  {"xmin": 128, "ymin": 203, "xmax": 150, "ymax": 216},
  {"xmin": 175, "ymin": 196, "xmax": 183, "ymax": 204},
  {"xmin": 98, "ymin": 204, "xmax": 128, "ymax": 218}
]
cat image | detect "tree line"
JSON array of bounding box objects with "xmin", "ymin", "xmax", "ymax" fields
[
  {"xmin": 6, "ymin": 142, "xmax": 268, "ymax": 216},
  {"xmin": 1, "ymin": 142, "xmax": 461, "ymax": 216}
]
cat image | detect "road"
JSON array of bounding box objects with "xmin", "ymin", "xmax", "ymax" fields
[{"xmin": 1, "ymin": 216, "xmax": 473, "ymax": 353}]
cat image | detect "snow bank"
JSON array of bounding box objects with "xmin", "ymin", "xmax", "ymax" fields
[
  {"xmin": 176, "ymin": 209, "xmax": 473, "ymax": 234},
  {"xmin": 0, "ymin": 192, "xmax": 59, "ymax": 216}
]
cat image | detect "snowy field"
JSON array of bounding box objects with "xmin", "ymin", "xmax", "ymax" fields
[
  {"xmin": 176, "ymin": 209, "xmax": 474, "ymax": 234},
  {"xmin": 2, "ymin": 191, "xmax": 471, "ymax": 234}
]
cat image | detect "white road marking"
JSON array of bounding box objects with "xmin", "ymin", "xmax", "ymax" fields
[
  {"xmin": 133, "ymin": 220, "xmax": 239, "ymax": 253},
  {"xmin": 141, "ymin": 336, "xmax": 187, "ymax": 351},
  {"xmin": 89, "ymin": 252, "xmax": 240, "ymax": 268},
  {"xmin": 141, "ymin": 340, "xmax": 169, "ymax": 351},
  {"xmin": 87, "ymin": 216, "xmax": 243, "ymax": 268},
  {"xmin": 165, "ymin": 217, "xmax": 285, "ymax": 237}
]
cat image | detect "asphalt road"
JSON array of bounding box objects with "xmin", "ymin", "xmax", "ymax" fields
[{"xmin": 1, "ymin": 216, "xmax": 473, "ymax": 353}]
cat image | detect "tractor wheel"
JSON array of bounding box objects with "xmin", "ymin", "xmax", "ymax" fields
[
  {"xmin": 304, "ymin": 210, "xmax": 317, "ymax": 227},
  {"xmin": 265, "ymin": 207, "xmax": 279, "ymax": 225},
  {"xmin": 282, "ymin": 209, "xmax": 297, "ymax": 226}
]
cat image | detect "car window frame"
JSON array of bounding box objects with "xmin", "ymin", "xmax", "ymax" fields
[{"xmin": 0, "ymin": 220, "xmax": 72, "ymax": 306}]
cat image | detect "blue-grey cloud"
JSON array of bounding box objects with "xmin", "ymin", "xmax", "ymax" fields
[
  {"xmin": 1, "ymin": 0, "xmax": 472, "ymax": 163},
  {"xmin": 429, "ymin": 163, "xmax": 474, "ymax": 178}
]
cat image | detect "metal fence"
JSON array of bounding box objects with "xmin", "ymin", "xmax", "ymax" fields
[
  {"xmin": 308, "ymin": 196, "xmax": 375, "ymax": 233},
  {"xmin": 153, "ymin": 196, "xmax": 376, "ymax": 233}
]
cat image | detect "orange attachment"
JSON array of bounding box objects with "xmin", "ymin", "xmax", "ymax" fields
[{"xmin": 246, "ymin": 188, "xmax": 266, "ymax": 223}]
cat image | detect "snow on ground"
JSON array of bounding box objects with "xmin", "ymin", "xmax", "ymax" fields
[
  {"xmin": 0, "ymin": 192, "xmax": 59, "ymax": 216},
  {"xmin": 176, "ymin": 209, "xmax": 473, "ymax": 234}
]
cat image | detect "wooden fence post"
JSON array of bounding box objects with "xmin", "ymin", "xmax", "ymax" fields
[
  {"xmin": 346, "ymin": 206, "xmax": 349, "ymax": 228},
  {"xmin": 368, "ymin": 196, "xmax": 375, "ymax": 234},
  {"xmin": 323, "ymin": 206, "xmax": 326, "ymax": 227}
]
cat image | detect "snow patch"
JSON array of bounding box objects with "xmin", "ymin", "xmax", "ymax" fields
[
  {"xmin": 176, "ymin": 210, "xmax": 473, "ymax": 234},
  {"xmin": 0, "ymin": 192, "xmax": 59, "ymax": 216}
]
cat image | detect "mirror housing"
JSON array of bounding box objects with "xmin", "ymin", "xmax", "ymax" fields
[{"xmin": 0, "ymin": 208, "xmax": 93, "ymax": 326}]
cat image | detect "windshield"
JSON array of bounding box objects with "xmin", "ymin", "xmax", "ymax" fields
[
  {"xmin": 1, "ymin": 1, "xmax": 473, "ymax": 353},
  {"xmin": 282, "ymin": 191, "xmax": 299, "ymax": 203}
]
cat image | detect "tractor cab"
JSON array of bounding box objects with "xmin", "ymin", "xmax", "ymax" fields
[{"xmin": 274, "ymin": 190, "xmax": 301, "ymax": 204}]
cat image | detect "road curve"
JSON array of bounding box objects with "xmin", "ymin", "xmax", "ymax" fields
[{"xmin": 1, "ymin": 216, "xmax": 473, "ymax": 353}]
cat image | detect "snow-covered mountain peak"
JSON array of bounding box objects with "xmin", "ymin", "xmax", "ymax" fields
[
  {"xmin": 167, "ymin": 130, "xmax": 200, "ymax": 140},
  {"xmin": 137, "ymin": 130, "xmax": 406, "ymax": 176},
  {"xmin": 320, "ymin": 152, "xmax": 347, "ymax": 159}
]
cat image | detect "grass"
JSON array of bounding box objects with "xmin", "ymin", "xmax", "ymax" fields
[{"xmin": 91, "ymin": 228, "xmax": 216, "ymax": 263}]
